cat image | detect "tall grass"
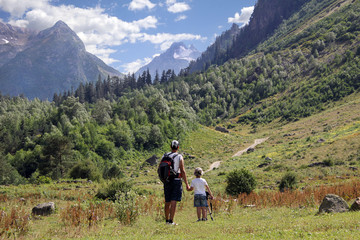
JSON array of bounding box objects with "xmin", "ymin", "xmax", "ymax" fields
[
  {"xmin": 234, "ymin": 180, "xmax": 360, "ymax": 208},
  {"xmin": 60, "ymin": 199, "xmax": 115, "ymax": 228},
  {"xmin": 0, "ymin": 206, "xmax": 31, "ymax": 238}
]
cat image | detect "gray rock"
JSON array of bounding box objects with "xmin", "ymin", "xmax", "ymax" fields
[
  {"xmin": 32, "ymin": 202, "xmax": 55, "ymax": 216},
  {"xmin": 283, "ymin": 133, "xmax": 295, "ymax": 137},
  {"xmin": 350, "ymin": 197, "xmax": 360, "ymax": 211},
  {"xmin": 308, "ymin": 162, "xmax": 325, "ymax": 167},
  {"xmin": 247, "ymin": 147, "xmax": 255, "ymax": 153},
  {"xmin": 318, "ymin": 194, "xmax": 349, "ymax": 213},
  {"xmin": 258, "ymin": 162, "xmax": 270, "ymax": 168},
  {"xmin": 215, "ymin": 126, "xmax": 229, "ymax": 133},
  {"xmin": 145, "ymin": 155, "xmax": 158, "ymax": 166}
]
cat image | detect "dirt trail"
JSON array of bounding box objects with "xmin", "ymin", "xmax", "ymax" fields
[
  {"xmin": 204, "ymin": 137, "xmax": 269, "ymax": 173},
  {"xmin": 232, "ymin": 137, "xmax": 269, "ymax": 157}
]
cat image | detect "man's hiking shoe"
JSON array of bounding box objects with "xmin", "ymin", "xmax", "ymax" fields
[
  {"xmin": 202, "ymin": 218, "xmax": 208, "ymax": 221},
  {"xmin": 196, "ymin": 219, "xmax": 202, "ymax": 222},
  {"xmin": 166, "ymin": 220, "xmax": 178, "ymax": 225},
  {"xmin": 166, "ymin": 222, "xmax": 178, "ymax": 225}
]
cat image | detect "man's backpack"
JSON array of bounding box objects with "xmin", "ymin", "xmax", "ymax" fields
[{"xmin": 158, "ymin": 153, "xmax": 178, "ymax": 183}]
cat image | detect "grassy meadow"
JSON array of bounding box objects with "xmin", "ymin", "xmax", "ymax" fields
[
  {"xmin": 1, "ymin": 92, "xmax": 360, "ymax": 239},
  {"xmin": 2, "ymin": 180, "xmax": 360, "ymax": 239}
]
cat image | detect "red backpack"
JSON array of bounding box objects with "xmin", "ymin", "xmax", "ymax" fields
[{"xmin": 158, "ymin": 153, "xmax": 178, "ymax": 183}]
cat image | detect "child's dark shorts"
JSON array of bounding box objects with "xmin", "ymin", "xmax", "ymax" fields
[
  {"xmin": 164, "ymin": 180, "xmax": 182, "ymax": 202},
  {"xmin": 194, "ymin": 194, "xmax": 208, "ymax": 207}
]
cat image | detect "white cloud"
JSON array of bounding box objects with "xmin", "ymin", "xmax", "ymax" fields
[
  {"xmin": 86, "ymin": 45, "xmax": 119, "ymax": 65},
  {"xmin": 139, "ymin": 32, "xmax": 206, "ymax": 51},
  {"xmin": 167, "ymin": 2, "xmax": 190, "ymax": 13},
  {"xmin": 128, "ymin": 0, "xmax": 156, "ymax": 11},
  {"xmin": 0, "ymin": 0, "xmax": 48, "ymax": 17},
  {"xmin": 2, "ymin": 1, "xmax": 159, "ymax": 65},
  {"xmin": 228, "ymin": 6, "xmax": 254, "ymax": 25},
  {"xmin": 166, "ymin": 0, "xmax": 176, "ymax": 5},
  {"xmin": 175, "ymin": 15, "xmax": 187, "ymax": 22},
  {"xmin": 121, "ymin": 56, "xmax": 153, "ymax": 74},
  {"xmin": 0, "ymin": 0, "xmax": 204, "ymax": 67}
]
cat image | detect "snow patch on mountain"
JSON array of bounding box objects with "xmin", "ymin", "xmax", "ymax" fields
[{"xmin": 174, "ymin": 45, "xmax": 197, "ymax": 62}]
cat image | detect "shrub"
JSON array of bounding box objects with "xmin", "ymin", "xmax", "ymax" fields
[
  {"xmin": 226, "ymin": 169, "xmax": 257, "ymax": 196},
  {"xmin": 36, "ymin": 175, "xmax": 52, "ymax": 184},
  {"xmin": 103, "ymin": 164, "xmax": 123, "ymax": 179},
  {"xmin": 115, "ymin": 190, "xmax": 139, "ymax": 225},
  {"xmin": 69, "ymin": 160, "xmax": 101, "ymax": 182},
  {"xmin": 323, "ymin": 159, "xmax": 334, "ymax": 167},
  {"xmin": 0, "ymin": 155, "xmax": 25, "ymax": 185},
  {"xmin": 279, "ymin": 172, "xmax": 297, "ymax": 192},
  {"xmin": 95, "ymin": 179, "xmax": 133, "ymax": 202}
]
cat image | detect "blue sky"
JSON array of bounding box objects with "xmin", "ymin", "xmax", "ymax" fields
[{"xmin": 0, "ymin": 0, "xmax": 256, "ymax": 74}]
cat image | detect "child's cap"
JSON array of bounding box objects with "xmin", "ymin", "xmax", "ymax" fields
[{"xmin": 194, "ymin": 167, "xmax": 203, "ymax": 177}]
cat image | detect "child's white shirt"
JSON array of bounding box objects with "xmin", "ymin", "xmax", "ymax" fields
[{"xmin": 191, "ymin": 178, "xmax": 208, "ymax": 196}]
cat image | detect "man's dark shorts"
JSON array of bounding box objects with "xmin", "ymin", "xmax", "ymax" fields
[{"xmin": 164, "ymin": 180, "xmax": 182, "ymax": 202}]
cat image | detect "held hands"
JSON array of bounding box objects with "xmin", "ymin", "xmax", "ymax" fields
[{"xmin": 186, "ymin": 185, "xmax": 191, "ymax": 191}]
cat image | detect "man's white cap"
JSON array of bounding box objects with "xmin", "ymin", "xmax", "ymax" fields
[{"xmin": 171, "ymin": 140, "xmax": 179, "ymax": 149}]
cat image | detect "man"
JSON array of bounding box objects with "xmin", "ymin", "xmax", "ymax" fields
[{"xmin": 161, "ymin": 140, "xmax": 189, "ymax": 225}]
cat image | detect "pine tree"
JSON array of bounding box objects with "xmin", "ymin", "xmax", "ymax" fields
[
  {"xmin": 154, "ymin": 70, "xmax": 160, "ymax": 85},
  {"xmin": 160, "ymin": 70, "xmax": 167, "ymax": 84},
  {"xmin": 146, "ymin": 69, "xmax": 152, "ymax": 85}
]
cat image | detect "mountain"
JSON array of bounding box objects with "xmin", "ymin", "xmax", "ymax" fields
[
  {"xmin": 135, "ymin": 42, "xmax": 201, "ymax": 78},
  {"xmin": 188, "ymin": 23, "xmax": 241, "ymax": 73},
  {"xmin": 0, "ymin": 21, "xmax": 37, "ymax": 67},
  {"xmin": 0, "ymin": 21, "xmax": 122, "ymax": 100},
  {"xmin": 188, "ymin": 0, "xmax": 310, "ymax": 73}
]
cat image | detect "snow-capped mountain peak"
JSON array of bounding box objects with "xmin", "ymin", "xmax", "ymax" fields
[{"xmin": 135, "ymin": 42, "xmax": 201, "ymax": 78}]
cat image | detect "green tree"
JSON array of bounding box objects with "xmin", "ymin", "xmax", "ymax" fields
[
  {"xmin": 226, "ymin": 169, "xmax": 257, "ymax": 195},
  {"xmin": 39, "ymin": 134, "xmax": 73, "ymax": 179},
  {"xmin": 0, "ymin": 154, "xmax": 24, "ymax": 185}
]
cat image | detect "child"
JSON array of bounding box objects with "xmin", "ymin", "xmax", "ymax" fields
[{"xmin": 187, "ymin": 167, "xmax": 213, "ymax": 221}]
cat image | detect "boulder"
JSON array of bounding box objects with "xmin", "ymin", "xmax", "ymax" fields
[
  {"xmin": 308, "ymin": 162, "xmax": 325, "ymax": 167},
  {"xmin": 258, "ymin": 162, "xmax": 270, "ymax": 168},
  {"xmin": 32, "ymin": 202, "xmax": 55, "ymax": 216},
  {"xmin": 145, "ymin": 155, "xmax": 158, "ymax": 166},
  {"xmin": 350, "ymin": 197, "xmax": 360, "ymax": 211},
  {"xmin": 215, "ymin": 126, "xmax": 229, "ymax": 133},
  {"xmin": 247, "ymin": 147, "xmax": 255, "ymax": 153},
  {"xmin": 318, "ymin": 194, "xmax": 349, "ymax": 213}
]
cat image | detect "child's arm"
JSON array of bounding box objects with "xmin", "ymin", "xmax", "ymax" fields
[
  {"xmin": 187, "ymin": 180, "xmax": 194, "ymax": 191},
  {"xmin": 205, "ymin": 185, "xmax": 213, "ymax": 199}
]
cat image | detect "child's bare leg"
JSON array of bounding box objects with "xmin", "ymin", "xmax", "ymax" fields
[
  {"xmin": 202, "ymin": 207, "xmax": 207, "ymax": 219},
  {"xmin": 197, "ymin": 207, "xmax": 202, "ymax": 219}
]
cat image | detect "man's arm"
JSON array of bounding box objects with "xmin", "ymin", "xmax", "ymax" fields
[{"xmin": 179, "ymin": 157, "xmax": 189, "ymax": 190}]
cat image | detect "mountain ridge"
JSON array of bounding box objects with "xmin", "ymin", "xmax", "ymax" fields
[
  {"xmin": 188, "ymin": 0, "xmax": 310, "ymax": 73},
  {"xmin": 0, "ymin": 20, "xmax": 122, "ymax": 100},
  {"xmin": 135, "ymin": 42, "xmax": 201, "ymax": 78}
]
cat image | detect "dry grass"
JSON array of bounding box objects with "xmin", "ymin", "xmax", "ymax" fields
[
  {"xmin": 0, "ymin": 199, "xmax": 31, "ymax": 239},
  {"xmin": 60, "ymin": 199, "xmax": 115, "ymax": 228}
]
